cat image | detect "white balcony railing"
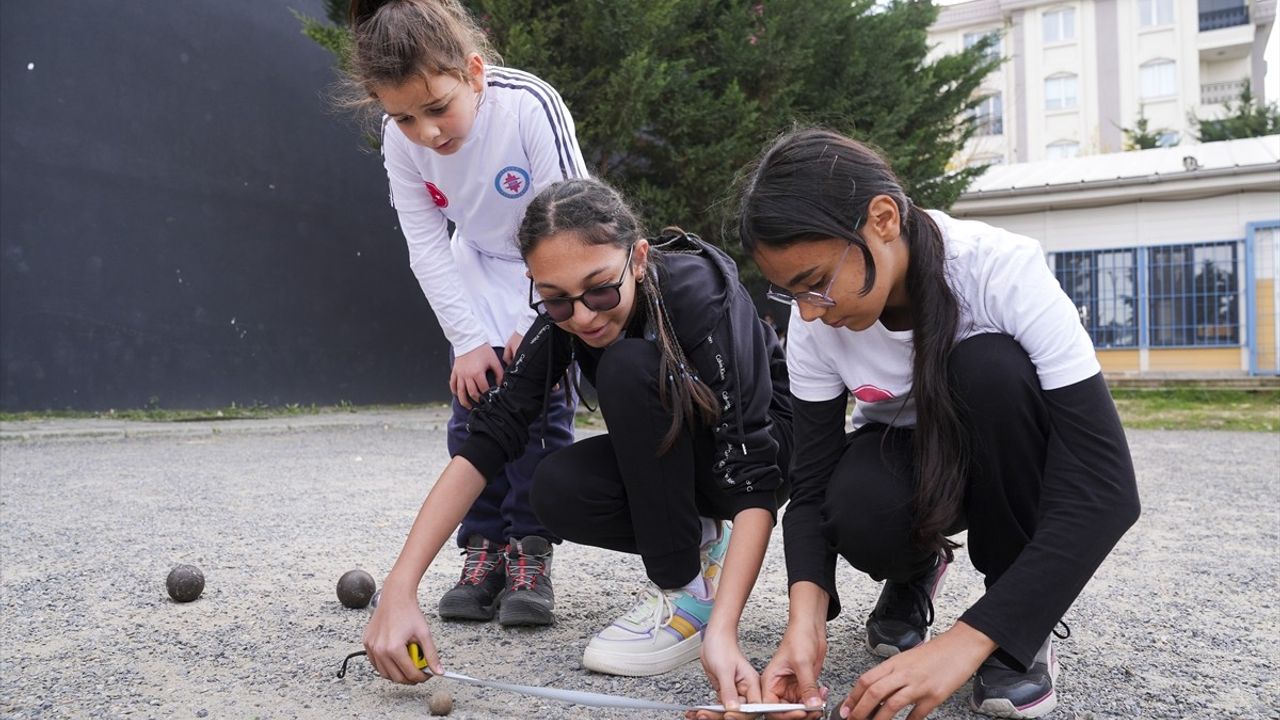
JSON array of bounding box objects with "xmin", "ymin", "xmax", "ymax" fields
[{"xmin": 1201, "ymin": 78, "xmax": 1248, "ymax": 104}]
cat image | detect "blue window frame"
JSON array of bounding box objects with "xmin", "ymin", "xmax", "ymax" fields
[
  {"xmin": 1052, "ymin": 241, "xmax": 1242, "ymax": 349},
  {"xmin": 1147, "ymin": 241, "xmax": 1239, "ymax": 347},
  {"xmin": 1053, "ymin": 248, "xmax": 1139, "ymax": 348}
]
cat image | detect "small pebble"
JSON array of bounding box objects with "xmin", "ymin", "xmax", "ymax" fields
[
  {"xmin": 428, "ymin": 690, "xmax": 452, "ymax": 716},
  {"xmin": 166, "ymin": 565, "xmax": 205, "ymax": 603}
]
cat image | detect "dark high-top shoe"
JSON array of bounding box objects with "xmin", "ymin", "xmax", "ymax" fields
[
  {"xmin": 496, "ymin": 535, "xmax": 555, "ymax": 626},
  {"xmin": 437, "ymin": 534, "xmax": 506, "ymax": 621}
]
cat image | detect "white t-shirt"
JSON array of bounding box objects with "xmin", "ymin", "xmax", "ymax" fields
[
  {"xmin": 381, "ymin": 66, "xmax": 588, "ymax": 355},
  {"xmin": 786, "ymin": 210, "xmax": 1100, "ymax": 428}
]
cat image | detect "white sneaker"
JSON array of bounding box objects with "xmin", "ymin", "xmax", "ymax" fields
[{"xmin": 581, "ymin": 583, "xmax": 715, "ymax": 677}]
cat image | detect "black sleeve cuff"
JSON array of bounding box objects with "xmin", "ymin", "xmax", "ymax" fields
[
  {"xmin": 723, "ymin": 486, "xmax": 780, "ymax": 523},
  {"xmin": 454, "ymin": 432, "xmax": 508, "ymax": 482}
]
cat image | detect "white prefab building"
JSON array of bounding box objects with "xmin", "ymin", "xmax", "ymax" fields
[{"xmin": 951, "ymin": 134, "xmax": 1280, "ymax": 376}]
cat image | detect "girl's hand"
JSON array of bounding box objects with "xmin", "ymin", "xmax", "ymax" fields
[
  {"xmin": 835, "ymin": 622, "xmax": 994, "ymax": 720},
  {"xmin": 502, "ymin": 332, "xmax": 523, "ymax": 364},
  {"xmin": 361, "ymin": 576, "xmax": 442, "ymax": 684},
  {"xmin": 686, "ymin": 630, "xmax": 760, "ymax": 720},
  {"xmin": 760, "ymin": 621, "xmax": 828, "ymax": 720},
  {"xmin": 450, "ymin": 345, "xmax": 503, "ymax": 409}
]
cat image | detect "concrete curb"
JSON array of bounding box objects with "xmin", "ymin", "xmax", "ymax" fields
[{"xmin": 0, "ymin": 407, "xmax": 455, "ymax": 442}]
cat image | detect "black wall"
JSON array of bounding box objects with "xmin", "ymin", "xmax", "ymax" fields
[{"xmin": 1, "ymin": 1, "xmax": 450, "ymax": 411}]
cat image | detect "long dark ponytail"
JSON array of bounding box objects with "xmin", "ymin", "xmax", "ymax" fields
[
  {"xmin": 518, "ymin": 178, "xmax": 720, "ymax": 453},
  {"xmin": 736, "ymin": 128, "xmax": 966, "ymax": 560}
]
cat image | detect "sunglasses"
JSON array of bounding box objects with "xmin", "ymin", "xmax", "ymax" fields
[{"xmin": 529, "ymin": 245, "xmax": 635, "ymax": 323}]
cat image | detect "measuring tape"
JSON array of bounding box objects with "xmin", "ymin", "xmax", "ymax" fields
[{"xmin": 337, "ymin": 643, "xmax": 824, "ymax": 715}]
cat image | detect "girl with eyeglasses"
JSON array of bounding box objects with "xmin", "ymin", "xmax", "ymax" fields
[
  {"xmin": 730, "ymin": 128, "xmax": 1140, "ymax": 720},
  {"xmin": 344, "ymin": 0, "xmax": 586, "ymax": 658},
  {"xmin": 365, "ymin": 177, "xmax": 793, "ymax": 712}
]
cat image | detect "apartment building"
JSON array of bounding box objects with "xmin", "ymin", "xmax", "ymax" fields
[{"xmin": 929, "ymin": 0, "xmax": 1277, "ymax": 165}]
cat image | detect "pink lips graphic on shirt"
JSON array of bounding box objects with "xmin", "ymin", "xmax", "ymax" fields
[
  {"xmin": 852, "ymin": 384, "xmax": 896, "ymax": 403},
  {"xmin": 424, "ymin": 181, "xmax": 449, "ymax": 208}
]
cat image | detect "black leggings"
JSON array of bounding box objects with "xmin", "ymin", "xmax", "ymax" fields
[
  {"xmin": 823, "ymin": 334, "xmax": 1049, "ymax": 587},
  {"xmin": 531, "ymin": 338, "xmax": 789, "ymax": 589}
]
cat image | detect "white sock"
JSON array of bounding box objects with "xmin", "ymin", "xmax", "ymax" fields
[
  {"xmin": 680, "ymin": 572, "xmax": 712, "ymax": 601},
  {"xmin": 699, "ymin": 517, "xmax": 719, "ymax": 548}
]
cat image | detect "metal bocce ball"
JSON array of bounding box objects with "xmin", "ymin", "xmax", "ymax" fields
[
  {"xmin": 166, "ymin": 564, "xmax": 205, "ymax": 603},
  {"xmin": 336, "ymin": 569, "xmax": 376, "ymax": 609}
]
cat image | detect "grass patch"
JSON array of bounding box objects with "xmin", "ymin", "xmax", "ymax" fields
[
  {"xmin": 1110, "ymin": 389, "xmax": 1279, "ymax": 432},
  {"xmin": 3, "ymin": 391, "xmax": 1275, "ymax": 432}
]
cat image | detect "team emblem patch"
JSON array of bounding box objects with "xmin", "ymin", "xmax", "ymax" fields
[
  {"xmin": 852, "ymin": 384, "xmax": 895, "ymax": 403},
  {"xmin": 494, "ymin": 166, "xmax": 531, "ymax": 199},
  {"xmin": 424, "ymin": 181, "xmax": 449, "ymax": 208}
]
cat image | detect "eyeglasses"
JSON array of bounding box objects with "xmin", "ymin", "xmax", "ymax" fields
[
  {"xmin": 529, "ymin": 245, "xmax": 635, "ymax": 322},
  {"xmin": 766, "ymin": 242, "xmax": 854, "ymax": 308}
]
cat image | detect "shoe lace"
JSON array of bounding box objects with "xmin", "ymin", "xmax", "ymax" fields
[
  {"xmin": 507, "ymin": 547, "xmax": 550, "ymax": 590},
  {"xmin": 458, "ymin": 544, "xmax": 501, "ymax": 585},
  {"xmin": 620, "ymin": 585, "xmax": 676, "ymax": 634},
  {"xmin": 1052, "ymin": 620, "xmax": 1071, "ymax": 639},
  {"xmin": 879, "ymin": 576, "xmax": 936, "ymax": 628}
]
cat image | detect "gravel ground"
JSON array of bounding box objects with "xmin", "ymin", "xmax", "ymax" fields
[{"xmin": 0, "ymin": 409, "xmax": 1276, "ymax": 719}]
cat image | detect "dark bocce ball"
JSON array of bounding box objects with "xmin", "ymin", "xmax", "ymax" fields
[
  {"xmin": 337, "ymin": 569, "xmax": 377, "ymax": 609},
  {"xmin": 166, "ymin": 564, "xmax": 205, "ymax": 603}
]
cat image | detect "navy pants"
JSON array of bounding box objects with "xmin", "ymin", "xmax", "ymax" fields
[{"xmin": 447, "ymin": 346, "xmax": 575, "ymax": 545}]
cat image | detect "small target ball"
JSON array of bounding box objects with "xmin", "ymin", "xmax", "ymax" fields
[
  {"xmin": 428, "ymin": 690, "xmax": 453, "ymax": 716},
  {"xmin": 166, "ymin": 564, "xmax": 205, "ymax": 603},
  {"xmin": 336, "ymin": 569, "xmax": 376, "ymax": 609}
]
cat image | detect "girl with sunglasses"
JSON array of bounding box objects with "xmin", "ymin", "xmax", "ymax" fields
[
  {"xmin": 344, "ymin": 0, "xmax": 586, "ymax": 637},
  {"xmin": 732, "ymin": 129, "xmax": 1140, "ymax": 720},
  {"xmin": 363, "ymin": 177, "xmax": 793, "ymax": 714}
]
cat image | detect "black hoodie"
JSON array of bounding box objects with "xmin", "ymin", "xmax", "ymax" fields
[{"xmin": 456, "ymin": 232, "xmax": 792, "ymax": 519}]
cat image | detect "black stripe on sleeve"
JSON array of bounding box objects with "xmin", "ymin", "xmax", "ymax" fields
[
  {"xmin": 487, "ymin": 69, "xmax": 580, "ymax": 179},
  {"xmin": 488, "ymin": 68, "xmax": 580, "ymax": 175}
]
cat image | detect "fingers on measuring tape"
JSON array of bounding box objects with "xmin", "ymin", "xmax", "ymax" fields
[{"xmin": 409, "ymin": 640, "xmax": 443, "ymax": 677}]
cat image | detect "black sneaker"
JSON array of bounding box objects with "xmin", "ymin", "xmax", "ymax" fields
[
  {"xmin": 496, "ymin": 535, "xmax": 555, "ymax": 627},
  {"xmin": 437, "ymin": 535, "xmax": 506, "ymax": 621},
  {"xmin": 865, "ymin": 554, "xmax": 949, "ymax": 657},
  {"xmin": 971, "ymin": 636, "xmax": 1058, "ymax": 719}
]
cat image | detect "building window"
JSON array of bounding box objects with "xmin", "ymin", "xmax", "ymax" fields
[
  {"xmin": 1148, "ymin": 241, "xmax": 1240, "ymax": 346},
  {"xmin": 1046, "ymin": 140, "xmax": 1080, "ymax": 159},
  {"xmin": 972, "ymin": 92, "xmax": 1004, "ymax": 135},
  {"xmin": 1139, "ymin": 0, "xmax": 1175, "ymax": 26},
  {"xmin": 1052, "ymin": 241, "xmax": 1242, "ymax": 349},
  {"xmin": 1140, "ymin": 59, "xmax": 1177, "ymax": 99},
  {"xmin": 964, "ymin": 29, "xmax": 1002, "ymax": 61},
  {"xmin": 1053, "ymin": 249, "xmax": 1139, "ymax": 348},
  {"xmin": 1043, "ymin": 7, "xmax": 1076, "ymax": 43},
  {"xmin": 1045, "ymin": 73, "xmax": 1078, "ymax": 110},
  {"xmin": 1156, "ymin": 130, "xmax": 1180, "ymax": 147}
]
